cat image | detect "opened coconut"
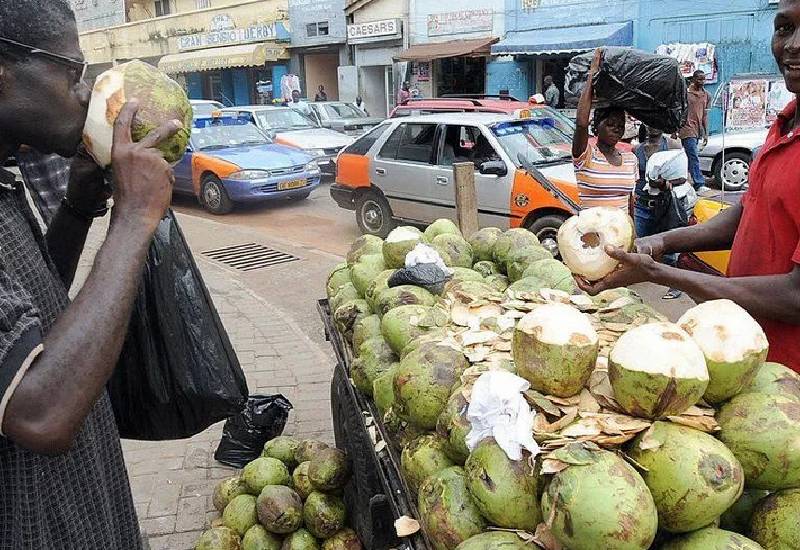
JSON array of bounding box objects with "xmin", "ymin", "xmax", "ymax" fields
[
  {"xmin": 628, "ymin": 422, "xmax": 744, "ymax": 533},
  {"xmin": 750, "ymin": 489, "xmax": 800, "ymax": 550},
  {"xmin": 513, "ymin": 303, "xmax": 599, "ymax": 398},
  {"xmin": 468, "ymin": 227, "xmax": 503, "ymax": 262},
  {"xmin": 431, "ymin": 234, "xmax": 474, "ymax": 268},
  {"xmin": 424, "ymin": 219, "xmax": 462, "ymax": 242},
  {"xmin": 400, "ymin": 434, "xmax": 456, "ymax": 493},
  {"xmin": 541, "ymin": 443, "xmax": 658, "ymax": 550},
  {"xmin": 716, "ymin": 392, "xmax": 800, "ymax": 490},
  {"xmin": 609, "ymin": 323, "xmax": 709, "ymax": 418},
  {"xmin": 678, "ymin": 300, "xmax": 769, "ymax": 403},
  {"xmin": 557, "ymin": 207, "xmax": 635, "ymax": 281},
  {"xmin": 346, "ymin": 234, "xmax": 383, "ymax": 266},
  {"xmin": 383, "ymin": 226, "xmax": 423, "ymax": 268},
  {"xmin": 418, "ymin": 467, "xmax": 487, "ymax": 550},
  {"xmin": 84, "ymin": 60, "xmax": 193, "ymax": 167},
  {"xmin": 741, "ymin": 361, "xmax": 800, "ymax": 403},
  {"xmin": 492, "ymin": 228, "xmax": 540, "ymax": 266},
  {"xmin": 661, "ymin": 527, "xmax": 765, "ymax": 550}
]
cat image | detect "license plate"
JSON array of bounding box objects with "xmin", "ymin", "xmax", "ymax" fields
[{"xmin": 278, "ymin": 179, "xmax": 307, "ymax": 191}]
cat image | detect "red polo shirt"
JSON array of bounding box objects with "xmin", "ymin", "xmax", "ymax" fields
[{"xmin": 728, "ymin": 99, "xmax": 800, "ymax": 373}]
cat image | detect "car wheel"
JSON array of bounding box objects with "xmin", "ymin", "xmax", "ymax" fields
[
  {"xmin": 526, "ymin": 214, "xmax": 568, "ymax": 258},
  {"xmin": 356, "ymin": 191, "xmax": 395, "ymax": 238},
  {"xmin": 201, "ymin": 175, "xmax": 234, "ymax": 215},
  {"xmin": 713, "ymin": 152, "xmax": 751, "ymax": 191}
]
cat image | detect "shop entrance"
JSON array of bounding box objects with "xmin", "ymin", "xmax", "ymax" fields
[
  {"xmin": 539, "ymin": 56, "xmax": 572, "ymax": 108},
  {"xmin": 435, "ymin": 56, "xmax": 486, "ymax": 97},
  {"xmin": 304, "ymin": 53, "xmax": 339, "ymax": 100}
]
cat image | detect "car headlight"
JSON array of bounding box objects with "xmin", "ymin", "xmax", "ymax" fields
[
  {"xmin": 229, "ymin": 170, "xmax": 270, "ymax": 181},
  {"xmin": 305, "ymin": 161, "xmax": 321, "ymax": 175}
]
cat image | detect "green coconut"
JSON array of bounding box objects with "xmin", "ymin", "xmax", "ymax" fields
[
  {"xmin": 401, "ymin": 434, "xmax": 456, "ymax": 493},
  {"xmin": 308, "ymin": 448, "xmax": 351, "ymax": 492},
  {"xmin": 468, "ymin": 227, "xmax": 503, "ymax": 262},
  {"xmin": 471, "ymin": 261, "xmax": 499, "ymax": 277},
  {"xmin": 352, "ymin": 315, "xmax": 382, "ymax": 354},
  {"xmin": 431, "ymin": 234, "xmax": 474, "ymax": 269},
  {"xmin": 326, "ymin": 264, "xmax": 352, "ymax": 301},
  {"xmin": 196, "ymin": 526, "xmax": 243, "ymax": 550},
  {"xmin": 443, "ymin": 279, "xmax": 497, "ymax": 303},
  {"xmin": 383, "ymin": 226, "xmax": 423, "ymax": 269},
  {"xmin": 333, "ymin": 299, "xmax": 371, "ymax": 344},
  {"xmin": 242, "ymin": 457, "xmax": 291, "ymax": 495},
  {"xmin": 399, "ymin": 329, "xmax": 449, "ymax": 359},
  {"xmin": 520, "ymin": 258, "xmax": 575, "ymax": 293},
  {"xmin": 262, "ymin": 436, "xmax": 301, "ymax": 469},
  {"xmin": 424, "ymin": 219, "xmax": 463, "ymax": 243},
  {"xmin": 223, "ymin": 494, "xmax": 259, "ymax": 537},
  {"xmin": 375, "ymin": 285, "xmax": 436, "ymax": 317},
  {"xmin": 394, "ymin": 342, "xmax": 469, "ymax": 429},
  {"xmin": 505, "ymin": 276, "xmax": 548, "ymax": 296},
  {"xmin": 661, "ymin": 528, "xmax": 764, "ymax": 550},
  {"xmin": 242, "ymin": 524, "xmax": 282, "ymax": 550},
  {"xmin": 455, "ymin": 532, "xmax": 532, "ymax": 549},
  {"xmin": 214, "ymin": 476, "xmax": 251, "ymax": 512},
  {"xmin": 350, "ymin": 254, "xmax": 386, "ymax": 298},
  {"xmin": 292, "ymin": 461, "xmax": 314, "ymax": 500},
  {"xmin": 741, "ymin": 362, "xmax": 800, "ymax": 403},
  {"xmin": 513, "ymin": 303, "xmax": 599, "ymax": 398},
  {"xmin": 383, "ymin": 407, "xmax": 426, "ymax": 450},
  {"xmin": 505, "ymin": 246, "xmax": 553, "ymax": 282},
  {"xmin": 321, "ymin": 528, "xmax": 362, "ymax": 550},
  {"xmin": 346, "ymin": 234, "xmax": 383, "ymax": 266},
  {"xmin": 295, "ymin": 440, "xmax": 330, "ymax": 464},
  {"xmin": 541, "ymin": 443, "xmax": 658, "ymax": 550},
  {"xmin": 716, "ymin": 393, "xmax": 800, "ymax": 490},
  {"xmin": 719, "ymin": 489, "xmax": 771, "ymax": 534},
  {"xmin": 381, "ymin": 305, "xmax": 449, "ymax": 355},
  {"xmin": 330, "ymin": 283, "xmax": 359, "ymax": 313},
  {"xmin": 303, "ymin": 492, "xmax": 347, "ymax": 540},
  {"xmin": 492, "ymin": 228, "xmax": 540, "ymax": 266},
  {"xmin": 436, "ymin": 388, "xmax": 471, "ymax": 464},
  {"xmin": 627, "ymin": 422, "xmax": 744, "ymax": 533},
  {"xmin": 351, "ymin": 337, "xmax": 396, "ymax": 396},
  {"xmin": 609, "ymin": 322, "xmax": 709, "ymax": 419},
  {"xmin": 281, "ymin": 529, "xmax": 320, "ymax": 550},
  {"xmin": 750, "ymin": 489, "xmax": 800, "ymax": 550},
  {"xmin": 364, "ymin": 270, "xmax": 396, "ymax": 312},
  {"xmin": 678, "ymin": 300, "xmax": 769, "ymax": 404},
  {"xmin": 484, "ymin": 274, "xmax": 509, "ymax": 292},
  {"xmin": 447, "ymin": 268, "xmax": 485, "ymax": 286},
  {"xmin": 464, "ymin": 438, "xmax": 540, "ymax": 530},
  {"xmin": 418, "ymin": 467, "xmax": 487, "ymax": 550},
  {"xmin": 372, "ymin": 364, "xmax": 399, "ymax": 414},
  {"xmin": 256, "ymin": 485, "xmax": 304, "ymax": 534}
]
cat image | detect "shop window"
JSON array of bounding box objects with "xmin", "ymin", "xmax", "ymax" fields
[
  {"xmin": 154, "ymin": 0, "xmax": 171, "ymax": 17},
  {"xmin": 379, "ymin": 123, "xmax": 437, "ymax": 164},
  {"xmin": 306, "ymin": 22, "xmax": 330, "ymax": 38}
]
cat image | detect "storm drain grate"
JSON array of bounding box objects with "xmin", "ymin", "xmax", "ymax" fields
[{"xmin": 202, "ymin": 243, "xmax": 299, "ymax": 272}]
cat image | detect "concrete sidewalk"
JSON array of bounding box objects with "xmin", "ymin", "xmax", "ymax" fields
[{"xmin": 76, "ymin": 212, "xmax": 341, "ymax": 549}]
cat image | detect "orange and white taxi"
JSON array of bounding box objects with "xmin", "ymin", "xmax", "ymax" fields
[{"xmin": 330, "ymin": 111, "xmax": 579, "ymax": 255}]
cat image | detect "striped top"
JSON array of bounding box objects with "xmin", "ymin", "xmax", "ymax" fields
[{"xmin": 573, "ymin": 142, "xmax": 637, "ymax": 210}]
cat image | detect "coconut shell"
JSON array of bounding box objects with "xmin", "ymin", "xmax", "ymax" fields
[
  {"xmin": 749, "ymin": 489, "xmax": 800, "ymax": 550},
  {"xmin": 418, "ymin": 467, "xmax": 487, "ymax": 550},
  {"xmin": 308, "ymin": 448, "xmax": 351, "ymax": 492},
  {"xmin": 400, "ymin": 434, "xmax": 455, "ymax": 494},
  {"xmin": 660, "ymin": 527, "xmax": 765, "ymax": 549},
  {"xmin": 303, "ymin": 492, "xmax": 347, "ymax": 539},
  {"xmin": 256, "ymin": 485, "xmax": 304, "ymax": 534}
]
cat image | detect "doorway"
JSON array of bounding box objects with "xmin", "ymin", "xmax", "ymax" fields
[{"xmin": 435, "ymin": 56, "xmax": 486, "ymax": 97}]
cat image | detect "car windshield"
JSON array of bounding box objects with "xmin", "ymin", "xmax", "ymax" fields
[
  {"xmin": 191, "ymin": 123, "xmax": 269, "ymax": 150},
  {"xmin": 324, "ymin": 103, "xmax": 367, "ymax": 119},
  {"xmin": 492, "ymin": 117, "xmax": 574, "ymax": 166},
  {"xmin": 191, "ymin": 102, "xmax": 223, "ymax": 117},
  {"xmin": 255, "ymin": 109, "xmax": 317, "ymax": 131}
]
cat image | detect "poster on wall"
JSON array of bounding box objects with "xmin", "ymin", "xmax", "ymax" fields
[
  {"xmin": 412, "ymin": 62, "xmax": 431, "ymax": 82},
  {"xmin": 727, "ymin": 80, "xmax": 768, "ymax": 129},
  {"xmin": 656, "ymin": 43, "xmax": 718, "ymax": 84},
  {"xmin": 767, "ymin": 80, "xmax": 794, "ymax": 123}
]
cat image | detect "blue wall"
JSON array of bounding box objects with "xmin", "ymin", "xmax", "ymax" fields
[
  {"xmin": 504, "ymin": 0, "xmax": 640, "ymax": 37},
  {"xmin": 186, "ymin": 73, "xmax": 204, "ymax": 100}
]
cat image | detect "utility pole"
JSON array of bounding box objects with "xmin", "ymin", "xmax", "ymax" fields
[{"xmin": 453, "ymin": 162, "xmax": 479, "ymax": 238}]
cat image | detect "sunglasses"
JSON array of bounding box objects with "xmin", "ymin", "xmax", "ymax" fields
[{"xmin": 0, "ymin": 36, "xmax": 88, "ymax": 84}]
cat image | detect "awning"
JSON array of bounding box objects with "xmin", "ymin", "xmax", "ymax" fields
[
  {"xmin": 395, "ymin": 37, "xmax": 498, "ymax": 61},
  {"xmin": 491, "ymin": 21, "xmax": 633, "ymax": 56},
  {"xmin": 158, "ymin": 43, "xmax": 288, "ymax": 74}
]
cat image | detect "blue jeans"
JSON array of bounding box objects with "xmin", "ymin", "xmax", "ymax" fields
[
  {"xmin": 634, "ymin": 204, "xmax": 678, "ymax": 267},
  {"xmin": 682, "ymin": 137, "xmax": 705, "ymax": 189}
]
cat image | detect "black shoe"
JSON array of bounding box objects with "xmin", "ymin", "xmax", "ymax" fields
[{"xmin": 663, "ymin": 288, "xmax": 683, "ymax": 300}]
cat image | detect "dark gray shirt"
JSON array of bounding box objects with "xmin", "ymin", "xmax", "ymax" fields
[{"xmin": 0, "ymin": 166, "xmax": 141, "ymax": 550}]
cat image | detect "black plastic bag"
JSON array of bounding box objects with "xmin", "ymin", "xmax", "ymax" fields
[
  {"xmin": 565, "ymin": 47, "xmax": 688, "ymax": 133},
  {"xmin": 107, "ymin": 210, "xmax": 249, "ymax": 440},
  {"xmin": 388, "ymin": 263, "xmax": 451, "ymax": 295},
  {"xmin": 653, "ymin": 190, "xmax": 689, "ymax": 234},
  {"xmin": 214, "ymin": 395, "xmax": 293, "ymax": 468}
]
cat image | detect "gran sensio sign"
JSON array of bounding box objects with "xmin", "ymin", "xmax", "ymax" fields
[{"xmin": 177, "ymin": 14, "xmax": 290, "ymax": 51}]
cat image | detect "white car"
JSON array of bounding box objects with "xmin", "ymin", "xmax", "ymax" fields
[
  {"xmin": 222, "ymin": 106, "xmax": 355, "ymax": 176},
  {"xmin": 190, "ymin": 100, "xmax": 224, "ymax": 118},
  {"xmin": 699, "ymin": 128, "xmax": 768, "ymax": 191}
]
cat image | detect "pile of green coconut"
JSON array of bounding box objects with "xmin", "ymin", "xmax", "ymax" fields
[
  {"xmin": 325, "ymin": 212, "xmax": 800, "ymax": 550},
  {"xmin": 195, "ymin": 438, "xmax": 362, "ymax": 550}
]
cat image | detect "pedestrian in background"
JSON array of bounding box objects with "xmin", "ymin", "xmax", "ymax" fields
[
  {"xmin": 678, "ymin": 70, "xmax": 711, "ymax": 191},
  {"xmin": 289, "ymin": 89, "xmax": 312, "ymax": 117},
  {"xmin": 314, "ymin": 85, "xmax": 327, "ymax": 102},
  {"xmin": 353, "ymin": 96, "xmax": 368, "ymax": 115},
  {"xmin": 544, "ymin": 75, "xmax": 560, "ymax": 108},
  {"xmin": 398, "ymin": 81, "xmax": 410, "ymax": 104}
]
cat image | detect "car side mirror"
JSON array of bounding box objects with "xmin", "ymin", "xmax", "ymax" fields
[{"xmin": 479, "ymin": 160, "xmax": 507, "ymax": 177}]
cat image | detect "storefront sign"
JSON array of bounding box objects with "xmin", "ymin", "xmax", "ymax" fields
[
  {"xmin": 70, "ymin": 0, "xmax": 125, "ymax": 32},
  {"xmin": 178, "ymin": 19, "xmax": 288, "ymax": 51},
  {"xmin": 347, "ymin": 19, "xmax": 400, "ymax": 43},
  {"xmin": 427, "ymin": 9, "xmax": 493, "ymax": 37}
]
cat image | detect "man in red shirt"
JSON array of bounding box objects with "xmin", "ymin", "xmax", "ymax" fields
[{"xmin": 578, "ymin": 0, "xmax": 800, "ymax": 373}]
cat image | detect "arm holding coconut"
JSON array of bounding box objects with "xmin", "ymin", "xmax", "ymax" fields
[{"xmin": 2, "ymin": 101, "xmax": 182, "ymax": 456}]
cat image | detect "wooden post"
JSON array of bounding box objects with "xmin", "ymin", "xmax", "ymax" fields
[{"xmin": 453, "ymin": 162, "xmax": 479, "ymax": 239}]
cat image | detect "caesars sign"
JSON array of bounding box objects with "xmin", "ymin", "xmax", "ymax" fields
[
  {"xmin": 347, "ymin": 19, "xmax": 400, "ymax": 43},
  {"xmin": 178, "ymin": 14, "xmax": 287, "ymax": 51}
]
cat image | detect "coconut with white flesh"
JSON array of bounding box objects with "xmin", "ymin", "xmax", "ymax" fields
[
  {"xmin": 558, "ymin": 207, "xmax": 635, "ymax": 281},
  {"xmin": 383, "ymin": 226, "xmax": 423, "ymax": 269},
  {"xmin": 83, "ymin": 60, "xmax": 193, "ymax": 167},
  {"xmin": 609, "ymin": 323, "xmax": 709, "ymax": 419},
  {"xmin": 678, "ymin": 300, "xmax": 769, "ymax": 403},
  {"xmin": 513, "ymin": 303, "xmax": 599, "ymax": 398}
]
